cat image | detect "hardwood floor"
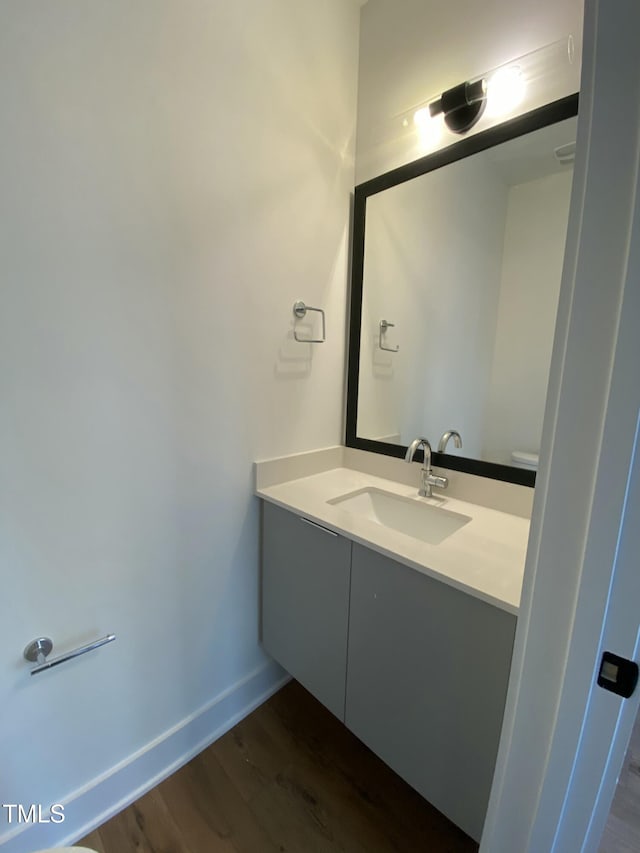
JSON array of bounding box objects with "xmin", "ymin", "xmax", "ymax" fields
[{"xmin": 80, "ymin": 680, "xmax": 478, "ymax": 853}]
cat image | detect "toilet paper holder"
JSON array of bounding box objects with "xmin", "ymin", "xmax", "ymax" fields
[{"xmin": 23, "ymin": 634, "xmax": 116, "ymax": 676}]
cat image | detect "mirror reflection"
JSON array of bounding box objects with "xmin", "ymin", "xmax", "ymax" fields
[{"xmin": 355, "ymin": 115, "xmax": 577, "ymax": 473}]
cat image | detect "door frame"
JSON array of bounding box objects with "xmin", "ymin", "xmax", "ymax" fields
[{"xmin": 481, "ymin": 1, "xmax": 640, "ymax": 850}]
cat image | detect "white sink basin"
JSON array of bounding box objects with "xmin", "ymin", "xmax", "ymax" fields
[{"xmin": 328, "ymin": 487, "xmax": 471, "ymax": 545}]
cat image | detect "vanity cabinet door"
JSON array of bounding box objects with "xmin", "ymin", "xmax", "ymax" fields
[
  {"xmin": 261, "ymin": 501, "xmax": 352, "ymax": 720},
  {"xmin": 346, "ymin": 543, "xmax": 516, "ymax": 842}
]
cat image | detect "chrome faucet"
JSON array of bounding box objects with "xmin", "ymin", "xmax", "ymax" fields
[
  {"xmin": 405, "ymin": 437, "xmax": 449, "ymax": 498},
  {"xmin": 437, "ymin": 430, "xmax": 463, "ymax": 453}
]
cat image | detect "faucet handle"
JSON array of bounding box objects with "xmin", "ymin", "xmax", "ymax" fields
[
  {"xmin": 426, "ymin": 473, "xmax": 448, "ymax": 489},
  {"xmin": 419, "ymin": 469, "xmax": 448, "ymax": 498}
]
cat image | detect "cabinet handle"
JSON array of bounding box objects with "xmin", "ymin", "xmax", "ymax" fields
[{"xmin": 299, "ymin": 516, "xmax": 338, "ymax": 537}]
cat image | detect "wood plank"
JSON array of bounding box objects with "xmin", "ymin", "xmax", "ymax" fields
[
  {"xmin": 249, "ymin": 760, "xmax": 371, "ymax": 853},
  {"xmin": 213, "ymin": 689, "xmax": 411, "ymax": 850},
  {"xmin": 153, "ymin": 761, "xmax": 237, "ymax": 853},
  {"xmin": 212, "ymin": 709, "xmax": 287, "ymax": 803},
  {"xmin": 81, "ymin": 680, "xmax": 477, "ymax": 853},
  {"xmin": 96, "ymin": 787, "xmax": 194, "ymax": 853},
  {"xmin": 79, "ymin": 829, "xmax": 107, "ymax": 853},
  {"xmin": 178, "ymin": 748, "xmax": 281, "ymax": 853}
]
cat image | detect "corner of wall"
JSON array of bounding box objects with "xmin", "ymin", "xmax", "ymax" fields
[{"xmin": 1, "ymin": 661, "xmax": 288, "ymax": 853}]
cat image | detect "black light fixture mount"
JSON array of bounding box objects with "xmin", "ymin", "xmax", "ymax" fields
[{"xmin": 429, "ymin": 78, "xmax": 487, "ymax": 134}]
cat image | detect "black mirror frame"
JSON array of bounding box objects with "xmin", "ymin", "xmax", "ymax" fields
[{"xmin": 346, "ymin": 93, "xmax": 579, "ymax": 488}]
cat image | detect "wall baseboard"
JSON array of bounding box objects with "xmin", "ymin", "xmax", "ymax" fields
[{"xmin": 1, "ymin": 659, "xmax": 288, "ymax": 853}]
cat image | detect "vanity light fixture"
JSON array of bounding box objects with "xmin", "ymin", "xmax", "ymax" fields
[
  {"xmin": 394, "ymin": 36, "xmax": 578, "ymax": 149},
  {"xmin": 427, "ymin": 66, "xmax": 526, "ymax": 134},
  {"xmin": 428, "ymin": 78, "xmax": 488, "ymax": 134}
]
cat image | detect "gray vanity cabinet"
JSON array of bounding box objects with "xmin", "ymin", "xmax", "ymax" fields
[
  {"xmin": 260, "ymin": 501, "xmax": 516, "ymax": 840},
  {"xmin": 261, "ymin": 501, "xmax": 352, "ymax": 720},
  {"xmin": 345, "ymin": 543, "xmax": 517, "ymax": 842}
]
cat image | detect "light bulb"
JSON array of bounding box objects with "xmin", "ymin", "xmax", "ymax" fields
[
  {"xmin": 413, "ymin": 107, "xmax": 442, "ymax": 150},
  {"xmin": 486, "ymin": 66, "xmax": 526, "ymax": 117}
]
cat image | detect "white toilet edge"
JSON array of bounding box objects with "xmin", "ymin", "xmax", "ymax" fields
[{"xmin": 30, "ymin": 847, "xmax": 98, "ymax": 852}]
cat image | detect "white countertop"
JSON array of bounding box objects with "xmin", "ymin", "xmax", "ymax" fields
[{"xmin": 256, "ymin": 466, "xmax": 530, "ymax": 615}]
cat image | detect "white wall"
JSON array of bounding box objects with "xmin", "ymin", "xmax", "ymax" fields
[
  {"xmin": 0, "ymin": 2, "xmax": 359, "ymax": 849},
  {"xmin": 483, "ymin": 169, "xmax": 573, "ymax": 463},
  {"xmin": 356, "ymin": 0, "xmax": 583, "ymax": 181}
]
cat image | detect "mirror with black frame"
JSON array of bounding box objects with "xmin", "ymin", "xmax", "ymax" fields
[{"xmin": 346, "ymin": 95, "xmax": 579, "ymax": 487}]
